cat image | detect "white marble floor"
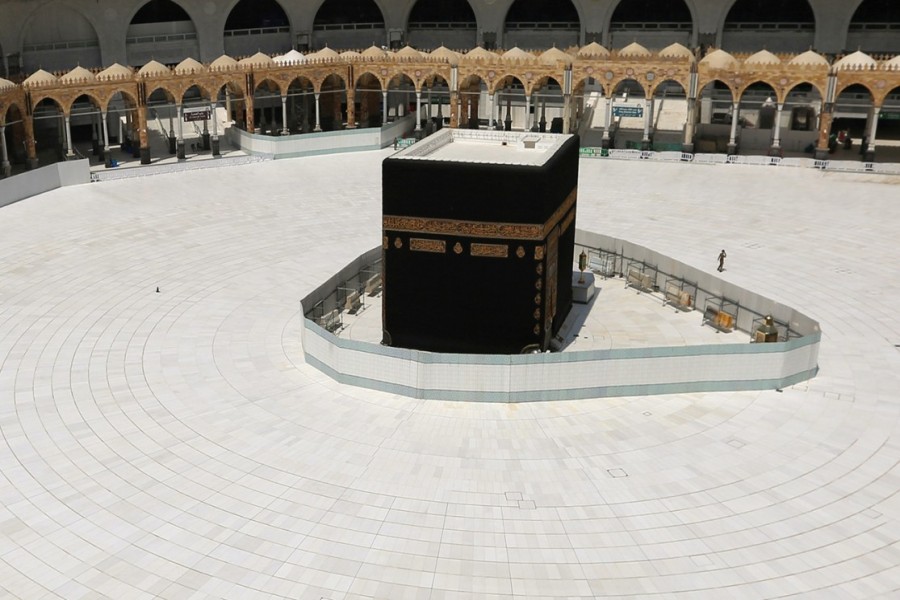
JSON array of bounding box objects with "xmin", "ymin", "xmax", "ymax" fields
[
  {"xmin": 1, "ymin": 151, "xmax": 900, "ymax": 599},
  {"xmin": 340, "ymin": 277, "xmax": 749, "ymax": 350}
]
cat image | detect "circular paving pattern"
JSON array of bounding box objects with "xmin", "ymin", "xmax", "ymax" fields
[{"xmin": 1, "ymin": 153, "xmax": 899, "ymax": 599}]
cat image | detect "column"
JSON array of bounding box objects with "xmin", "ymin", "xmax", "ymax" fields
[
  {"xmin": 382, "ymin": 90, "xmax": 388, "ymax": 125},
  {"xmin": 281, "ymin": 95, "xmax": 289, "ymax": 135},
  {"xmin": 91, "ymin": 111, "xmax": 99, "ymax": 156},
  {"xmin": 245, "ymin": 94, "xmax": 255, "ymax": 132},
  {"xmin": 176, "ymin": 104, "xmax": 185, "ymax": 159},
  {"xmin": 504, "ymin": 93, "xmax": 512, "ymax": 131},
  {"xmin": 138, "ymin": 106, "xmax": 150, "ymax": 164},
  {"xmin": 0, "ymin": 125, "xmax": 10, "ymax": 177},
  {"xmin": 168, "ymin": 108, "xmax": 176, "ymax": 153},
  {"xmin": 601, "ymin": 95, "xmax": 613, "ymax": 148},
  {"xmin": 101, "ymin": 111, "xmax": 112, "ymax": 167},
  {"xmin": 727, "ymin": 102, "xmax": 739, "ymax": 154},
  {"xmin": 346, "ymin": 88, "xmax": 356, "ymax": 128},
  {"xmin": 460, "ymin": 94, "xmax": 469, "ymax": 127},
  {"xmin": 64, "ymin": 114, "xmax": 74, "ymax": 157},
  {"xmin": 436, "ymin": 92, "xmax": 444, "ymax": 130},
  {"xmin": 641, "ymin": 98, "xmax": 651, "ymax": 150},
  {"xmin": 865, "ymin": 105, "xmax": 880, "ymax": 162},
  {"xmin": 682, "ymin": 99, "xmax": 696, "ymax": 154},
  {"xmin": 562, "ymin": 93, "xmax": 571, "ymax": 133},
  {"xmin": 314, "ymin": 93, "xmax": 322, "ymax": 132},
  {"xmin": 814, "ymin": 105, "xmax": 834, "ymax": 160},
  {"xmin": 525, "ymin": 94, "xmax": 532, "ymax": 131},
  {"xmin": 202, "ymin": 114, "xmax": 210, "ymax": 150},
  {"xmin": 211, "ymin": 102, "xmax": 220, "ymax": 156},
  {"xmin": 488, "ymin": 93, "xmax": 495, "ymax": 129},
  {"xmin": 225, "ymin": 88, "xmax": 232, "ymax": 121},
  {"xmin": 24, "ymin": 115, "xmax": 38, "ymax": 169},
  {"xmin": 415, "ymin": 90, "xmax": 422, "ymax": 132},
  {"xmin": 449, "ymin": 91, "xmax": 459, "ymax": 128},
  {"xmin": 769, "ymin": 103, "xmax": 784, "ymax": 156},
  {"xmin": 539, "ymin": 97, "xmax": 547, "ymax": 132}
]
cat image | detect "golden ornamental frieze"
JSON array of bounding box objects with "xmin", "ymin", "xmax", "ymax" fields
[
  {"xmin": 471, "ymin": 243, "xmax": 509, "ymax": 258},
  {"xmin": 384, "ymin": 215, "xmax": 543, "ymax": 240},
  {"xmin": 410, "ymin": 238, "xmax": 447, "ymax": 253}
]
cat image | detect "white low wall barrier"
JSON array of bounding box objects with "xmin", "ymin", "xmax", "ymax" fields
[
  {"xmin": 226, "ymin": 115, "xmax": 416, "ymax": 159},
  {"xmin": 300, "ymin": 230, "xmax": 820, "ymax": 403},
  {"xmin": 581, "ymin": 146, "xmax": 900, "ymax": 175},
  {"xmin": 0, "ymin": 159, "xmax": 91, "ymax": 208}
]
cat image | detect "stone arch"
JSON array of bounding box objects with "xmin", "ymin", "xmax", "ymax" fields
[
  {"xmin": 781, "ymin": 81, "xmax": 823, "ymax": 138},
  {"xmin": 458, "ymin": 73, "xmax": 488, "ymax": 128},
  {"xmin": 648, "ymin": 78, "xmax": 688, "ymax": 147},
  {"xmin": 319, "ymin": 72, "xmax": 348, "ymax": 130},
  {"xmin": 286, "ymin": 75, "xmax": 316, "ymax": 133},
  {"xmin": 504, "ymin": 0, "xmax": 581, "ymax": 50},
  {"xmin": 405, "ymin": 0, "xmax": 478, "ymax": 50},
  {"xmin": 611, "ymin": 77, "xmax": 649, "ymax": 98},
  {"xmin": 223, "ymin": 0, "xmax": 292, "ymax": 57},
  {"xmin": 848, "ymin": 0, "xmax": 900, "ymax": 53},
  {"xmin": 531, "ymin": 75, "xmax": 565, "ymax": 132},
  {"xmin": 126, "ymin": 0, "xmax": 200, "ymax": 66},
  {"xmin": 64, "ymin": 91, "xmax": 103, "ymax": 115},
  {"xmin": 607, "ymin": 0, "xmax": 694, "ymax": 50},
  {"xmin": 422, "ymin": 73, "xmax": 451, "ymax": 130},
  {"xmin": 386, "ymin": 72, "xmax": 416, "ymax": 122},
  {"xmin": 176, "ymin": 82, "xmax": 215, "ymax": 104},
  {"xmin": 101, "ymin": 88, "xmax": 140, "ymax": 113},
  {"xmin": 213, "ymin": 81, "xmax": 249, "ymax": 130},
  {"xmin": 492, "ymin": 74, "xmax": 529, "ymax": 130},
  {"xmin": 313, "ymin": 0, "xmax": 387, "ymax": 51},
  {"xmin": 720, "ymin": 0, "xmax": 815, "ymax": 53},
  {"xmin": 31, "ymin": 96, "xmax": 66, "ymax": 163},
  {"xmin": 2, "ymin": 103, "xmax": 27, "ymax": 170},
  {"xmin": 832, "ymin": 82, "xmax": 876, "ymax": 155},
  {"xmin": 20, "ymin": 2, "xmax": 102, "ymax": 72},
  {"xmin": 355, "ymin": 72, "xmax": 384, "ymax": 128},
  {"xmin": 572, "ymin": 76, "xmax": 607, "ymax": 98},
  {"xmin": 2, "ymin": 101, "xmax": 25, "ymax": 125},
  {"xmin": 252, "ymin": 78, "xmax": 285, "ymax": 134}
]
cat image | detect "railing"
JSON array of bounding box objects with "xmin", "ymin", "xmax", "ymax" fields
[
  {"xmin": 610, "ymin": 22, "xmax": 692, "ymax": 31},
  {"xmin": 126, "ymin": 32, "xmax": 198, "ymax": 44},
  {"xmin": 580, "ymin": 147, "xmax": 900, "ymax": 175},
  {"xmin": 506, "ymin": 22, "xmax": 580, "ymax": 31},
  {"xmin": 24, "ymin": 39, "xmax": 100, "ymax": 52},
  {"xmin": 224, "ymin": 26, "xmax": 290, "ymax": 37},
  {"xmin": 723, "ymin": 22, "xmax": 815, "ymax": 31},
  {"xmin": 313, "ymin": 22, "xmax": 384, "ymax": 31},
  {"xmin": 408, "ymin": 22, "xmax": 477, "ymax": 30}
]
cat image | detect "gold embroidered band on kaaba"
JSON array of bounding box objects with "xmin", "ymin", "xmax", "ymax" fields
[{"xmin": 384, "ymin": 188, "xmax": 576, "ymax": 242}]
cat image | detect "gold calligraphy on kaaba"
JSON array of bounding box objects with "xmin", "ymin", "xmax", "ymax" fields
[
  {"xmin": 382, "ymin": 187, "xmax": 577, "ymax": 243},
  {"xmin": 384, "ymin": 216, "xmax": 542, "ymax": 240},
  {"xmin": 410, "ymin": 238, "xmax": 447, "ymax": 253},
  {"xmin": 471, "ymin": 243, "xmax": 509, "ymax": 258}
]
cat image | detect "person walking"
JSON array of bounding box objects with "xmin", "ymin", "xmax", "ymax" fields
[{"xmin": 717, "ymin": 249, "xmax": 727, "ymax": 272}]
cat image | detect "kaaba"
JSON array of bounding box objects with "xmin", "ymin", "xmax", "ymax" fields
[{"xmin": 382, "ymin": 129, "xmax": 579, "ymax": 354}]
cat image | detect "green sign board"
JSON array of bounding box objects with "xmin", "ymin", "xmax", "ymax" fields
[
  {"xmin": 613, "ymin": 105, "xmax": 644, "ymax": 118},
  {"xmin": 879, "ymin": 111, "xmax": 900, "ymax": 121}
]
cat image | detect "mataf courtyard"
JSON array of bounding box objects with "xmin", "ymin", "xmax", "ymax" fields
[{"xmin": 1, "ymin": 152, "xmax": 899, "ymax": 598}]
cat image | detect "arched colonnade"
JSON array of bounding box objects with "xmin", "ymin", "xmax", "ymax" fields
[{"xmin": 2, "ymin": 44, "xmax": 900, "ymax": 175}]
